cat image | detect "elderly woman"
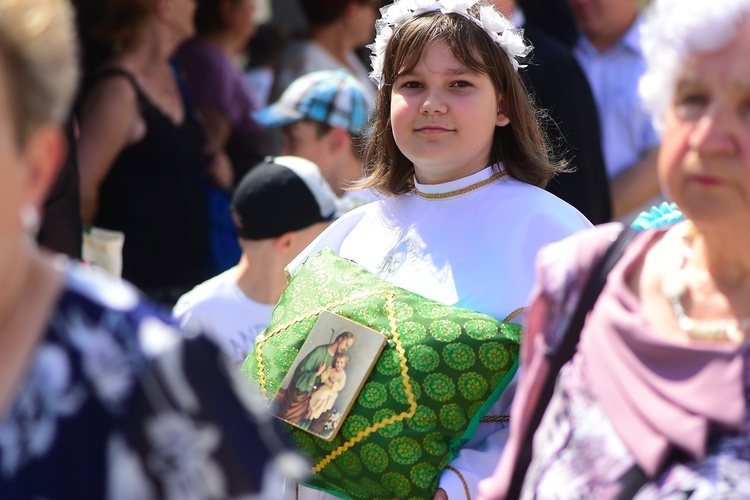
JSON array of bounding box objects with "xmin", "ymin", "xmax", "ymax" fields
[
  {"xmin": 478, "ymin": 0, "xmax": 750, "ymax": 497},
  {"xmin": 77, "ymin": 0, "xmax": 210, "ymax": 304},
  {"xmin": 0, "ymin": 0, "xmax": 305, "ymax": 497}
]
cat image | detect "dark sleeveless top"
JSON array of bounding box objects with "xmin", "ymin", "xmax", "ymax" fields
[{"xmin": 82, "ymin": 65, "xmax": 208, "ymax": 302}]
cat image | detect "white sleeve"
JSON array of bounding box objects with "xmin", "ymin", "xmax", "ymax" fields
[
  {"xmin": 286, "ymin": 203, "xmax": 370, "ymax": 275},
  {"xmin": 172, "ymin": 294, "xmax": 202, "ymax": 332},
  {"xmin": 438, "ymin": 372, "xmax": 519, "ymax": 499}
]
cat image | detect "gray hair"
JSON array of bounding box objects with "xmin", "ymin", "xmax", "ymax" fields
[
  {"xmin": 639, "ymin": 0, "xmax": 750, "ymax": 133},
  {"xmin": 0, "ymin": 0, "xmax": 79, "ymax": 145}
]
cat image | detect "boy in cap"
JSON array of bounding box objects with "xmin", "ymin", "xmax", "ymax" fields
[
  {"xmin": 254, "ymin": 69, "xmax": 375, "ymax": 207},
  {"xmin": 173, "ymin": 156, "xmax": 339, "ymax": 365}
]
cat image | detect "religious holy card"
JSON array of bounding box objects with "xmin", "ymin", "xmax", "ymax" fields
[{"xmin": 270, "ymin": 311, "xmax": 388, "ymax": 441}]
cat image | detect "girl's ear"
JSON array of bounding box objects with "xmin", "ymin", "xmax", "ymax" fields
[{"xmin": 496, "ymin": 96, "xmax": 510, "ymax": 127}]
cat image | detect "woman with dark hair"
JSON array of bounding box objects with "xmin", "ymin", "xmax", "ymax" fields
[{"xmin": 77, "ymin": 0, "xmax": 210, "ymax": 305}]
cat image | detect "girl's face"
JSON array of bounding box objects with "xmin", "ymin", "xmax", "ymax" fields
[
  {"xmin": 390, "ymin": 40, "xmax": 510, "ymax": 184},
  {"xmin": 659, "ymin": 17, "xmax": 750, "ymax": 227}
]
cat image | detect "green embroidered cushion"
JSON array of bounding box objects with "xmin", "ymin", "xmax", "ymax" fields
[{"xmin": 242, "ymin": 247, "xmax": 520, "ymax": 499}]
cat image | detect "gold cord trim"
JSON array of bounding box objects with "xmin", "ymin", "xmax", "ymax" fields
[
  {"xmin": 311, "ymin": 290, "xmax": 418, "ymax": 474},
  {"xmin": 445, "ymin": 465, "xmax": 472, "ymax": 500},
  {"xmin": 413, "ymin": 171, "xmax": 508, "ymax": 200},
  {"xmin": 503, "ymin": 306, "xmax": 528, "ymax": 323},
  {"xmin": 255, "ymin": 289, "xmax": 383, "ymax": 397},
  {"xmin": 480, "ymin": 415, "xmax": 510, "ymax": 423}
]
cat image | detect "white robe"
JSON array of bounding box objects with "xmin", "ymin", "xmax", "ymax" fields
[{"xmin": 284, "ymin": 166, "xmax": 592, "ymax": 499}]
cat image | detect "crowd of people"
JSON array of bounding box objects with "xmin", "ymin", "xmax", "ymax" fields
[{"xmin": 1, "ymin": 0, "xmax": 749, "ymax": 498}]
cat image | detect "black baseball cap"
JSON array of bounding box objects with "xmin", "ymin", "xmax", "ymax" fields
[{"xmin": 232, "ymin": 156, "xmax": 340, "ymax": 240}]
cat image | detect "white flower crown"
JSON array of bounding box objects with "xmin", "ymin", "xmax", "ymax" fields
[{"xmin": 367, "ymin": 0, "xmax": 532, "ymax": 89}]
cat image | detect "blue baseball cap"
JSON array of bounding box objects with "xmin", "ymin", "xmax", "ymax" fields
[{"xmin": 253, "ymin": 69, "xmax": 369, "ymax": 135}]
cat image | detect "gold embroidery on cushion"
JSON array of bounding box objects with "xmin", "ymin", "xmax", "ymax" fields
[
  {"xmin": 312, "ymin": 290, "xmax": 418, "ymax": 474},
  {"xmin": 502, "ymin": 306, "xmax": 528, "ymax": 323}
]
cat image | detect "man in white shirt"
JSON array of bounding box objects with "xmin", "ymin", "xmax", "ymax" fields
[
  {"xmin": 173, "ymin": 156, "xmax": 339, "ymax": 365},
  {"xmin": 568, "ymin": 0, "xmax": 662, "ymax": 219}
]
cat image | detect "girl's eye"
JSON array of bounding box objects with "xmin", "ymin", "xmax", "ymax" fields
[
  {"xmin": 402, "ymin": 81, "xmax": 422, "ymax": 89},
  {"xmin": 451, "ymin": 80, "xmax": 472, "ymax": 88}
]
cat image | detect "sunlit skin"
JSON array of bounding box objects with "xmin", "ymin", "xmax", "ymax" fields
[
  {"xmin": 170, "ymin": 0, "xmax": 198, "ymax": 42},
  {"xmin": 659, "ymin": 18, "xmax": 750, "ymax": 230},
  {"xmin": 279, "ymin": 119, "xmax": 343, "ymax": 192},
  {"xmin": 567, "ymin": 0, "xmax": 637, "ymax": 52},
  {"xmin": 230, "ymin": 0, "xmax": 257, "ymax": 44},
  {"xmin": 390, "ymin": 40, "xmax": 510, "ymax": 185}
]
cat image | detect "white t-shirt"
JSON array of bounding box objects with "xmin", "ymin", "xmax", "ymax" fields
[
  {"xmin": 285, "ymin": 166, "xmax": 593, "ymax": 500},
  {"xmin": 173, "ymin": 267, "xmax": 276, "ymax": 365}
]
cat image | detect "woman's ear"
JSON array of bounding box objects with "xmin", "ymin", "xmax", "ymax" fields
[
  {"xmin": 22, "ymin": 124, "xmax": 66, "ymax": 211},
  {"xmin": 496, "ymin": 96, "xmax": 510, "ymax": 127}
]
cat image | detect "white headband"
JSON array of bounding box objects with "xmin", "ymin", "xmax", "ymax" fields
[{"xmin": 367, "ymin": 0, "xmax": 532, "ymax": 89}]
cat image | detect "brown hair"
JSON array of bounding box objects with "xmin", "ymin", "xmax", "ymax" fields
[
  {"xmin": 359, "ymin": 6, "xmax": 564, "ymax": 196},
  {"xmin": 88, "ymin": 0, "xmax": 157, "ymax": 46},
  {"xmin": 335, "ymin": 331, "xmax": 354, "ymax": 344},
  {"xmin": 194, "ymin": 0, "xmax": 246, "ymax": 35},
  {"xmin": 0, "ymin": 0, "xmax": 79, "ymax": 146}
]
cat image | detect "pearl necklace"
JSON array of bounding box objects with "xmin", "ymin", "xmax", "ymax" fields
[
  {"xmin": 660, "ymin": 222, "xmax": 750, "ymax": 342},
  {"xmin": 413, "ymin": 171, "xmax": 508, "ymax": 200}
]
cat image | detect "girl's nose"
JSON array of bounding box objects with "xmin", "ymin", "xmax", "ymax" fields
[{"xmin": 419, "ymin": 88, "xmax": 447, "ymax": 114}]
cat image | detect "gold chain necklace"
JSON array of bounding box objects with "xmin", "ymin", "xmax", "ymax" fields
[
  {"xmin": 413, "ymin": 171, "xmax": 508, "ymax": 200},
  {"xmin": 660, "ymin": 222, "xmax": 750, "ymax": 342}
]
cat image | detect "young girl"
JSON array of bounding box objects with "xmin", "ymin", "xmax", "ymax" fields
[
  {"xmin": 284, "ymin": 0, "xmax": 592, "ymax": 498},
  {"xmin": 306, "ymin": 354, "xmax": 349, "ymax": 421}
]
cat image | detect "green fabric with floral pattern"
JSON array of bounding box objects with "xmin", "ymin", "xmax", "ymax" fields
[{"xmin": 242, "ymin": 247, "xmax": 520, "ymax": 500}]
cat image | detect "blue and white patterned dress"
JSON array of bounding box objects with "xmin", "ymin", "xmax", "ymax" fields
[{"xmin": 0, "ymin": 263, "xmax": 304, "ymax": 499}]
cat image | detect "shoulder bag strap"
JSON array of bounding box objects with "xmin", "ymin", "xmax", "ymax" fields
[{"xmin": 506, "ymin": 225, "xmax": 640, "ymax": 498}]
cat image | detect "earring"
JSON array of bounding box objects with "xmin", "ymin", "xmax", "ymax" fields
[{"xmin": 19, "ymin": 203, "xmax": 40, "ymax": 236}]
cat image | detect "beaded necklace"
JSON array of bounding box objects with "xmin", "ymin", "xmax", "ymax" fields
[{"xmin": 660, "ymin": 222, "xmax": 750, "ymax": 342}]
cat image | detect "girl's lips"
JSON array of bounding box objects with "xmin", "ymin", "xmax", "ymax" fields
[{"xmin": 416, "ymin": 126, "xmax": 452, "ymax": 134}]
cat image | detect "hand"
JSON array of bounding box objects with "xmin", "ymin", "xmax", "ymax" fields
[
  {"xmin": 315, "ymin": 362, "xmax": 327, "ymax": 376},
  {"xmin": 205, "ymin": 150, "xmax": 234, "ymax": 191},
  {"xmin": 433, "ymin": 488, "xmax": 448, "ymax": 500}
]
